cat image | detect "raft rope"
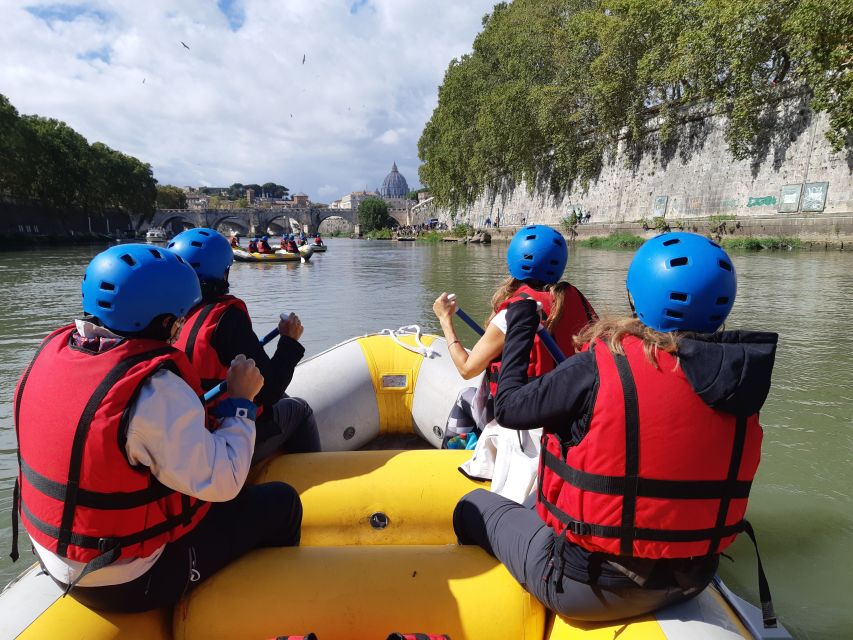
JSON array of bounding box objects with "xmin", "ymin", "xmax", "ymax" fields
[{"xmin": 379, "ymin": 325, "xmax": 436, "ymax": 358}]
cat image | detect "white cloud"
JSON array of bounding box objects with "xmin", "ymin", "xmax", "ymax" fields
[{"xmin": 0, "ymin": 0, "xmax": 496, "ymax": 201}]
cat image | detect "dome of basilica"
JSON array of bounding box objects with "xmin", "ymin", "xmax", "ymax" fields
[{"xmin": 379, "ymin": 162, "xmax": 409, "ymax": 199}]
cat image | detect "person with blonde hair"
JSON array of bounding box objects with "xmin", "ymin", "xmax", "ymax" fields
[
  {"xmin": 453, "ymin": 232, "xmax": 778, "ymax": 624},
  {"xmin": 433, "ymin": 224, "xmax": 596, "ymax": 501}
]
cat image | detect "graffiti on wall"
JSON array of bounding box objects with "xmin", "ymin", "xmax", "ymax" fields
[
  {"xmin": 778, "ymin": 185, "xmax": 802, "ymax": 213},
  {"xmin": 747, "ymin": 195, "xmax": 777, "ymax": 208},
  {"xmin": 653, "ymin": 195, "xmax": 668, "ymax": 217},
  {"xmin": 802, "ymin": 182, "xmax": 829, "ymax": 212}
]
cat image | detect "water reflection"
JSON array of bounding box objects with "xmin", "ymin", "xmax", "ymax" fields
[{"xmin": 0, "ymin": 239, "xmax": 850, "ymax": 639}]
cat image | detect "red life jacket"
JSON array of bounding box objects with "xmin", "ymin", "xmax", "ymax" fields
[
  {"xmin": 174, "ymin": 296, "xmax": 250, "ymax": 392},
  {"xmin": 488, "ymin": 284, "xmax": 595, "ymax": 396},
  {"xmin": 537, "ymin": 335, "xmax": 763, "ymax": 559},
  {"xmin": 13, "ymin": 325, "xmax": 210, "ymax": 568}
]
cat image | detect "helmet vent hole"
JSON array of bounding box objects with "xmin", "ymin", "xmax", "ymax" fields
[
  {"xmin": 670, "ymin": 292, "xmax": 688, "ymax": 302},
  {"xmin": 525, "ymin": 235, "xmax": 536, "ymax": 241},
  {"xmin": 553, "ymin": 238, "xmax": 563, "ymax": 246},
  {"xmin": 710, "ymin": 314, "xmax": 723, "ymax": 321},
  {"xmin": 523, "ymin": 253, "xmax": 534, "ymax": 260},
  {"xmin": 663, "ymin": 238, "xmax": 680, "ymax": 246},
  {"xmin": 148, "ymin": 249, "xmax": 162, "ymax": 259},
  {"xmin": 190, "ymin": 241, "xmax": 203, "ymax": 248},
  {"xmin": 199, "ymin": 230, "xmax": 210, "ymax": 236},
  {"xmin": 191, "ymin": 262, "xmax": 201, "ymax": 269},
  {"xmin": 120, "ymin": 254, "xmax": 136, "ymax": 267},
  {"xmin": 718, "ymin": 260, "xmax": 733, "ymax": 271},
  {"xmin": 97, "ymin": 300, "xmax": 112, "ymax": 309},
  {"xmin": 549, "ymin": 259, "xmax": 559, "ymax": 265},
  {"xmin": 100, "ymin": 281, "xmax": 115, "ymax": 291},
  {"xmin": 664, "ymin": 309, "xmax": 684, "ymax": 319},
  {"xmin": 175, "ymin": 255, "xmax": 186, "ymax": 264},
  {"xmin": 521, "ymin": 265, "xmax": 532, "ymax": 271},
  {"xmin": 716, "ymin": 296, "xmax": 729, "ymax": 305},
  {"xmin": 708, "ymin": 239, "xmax": 721, "ymax": 248},
  {"xmin": 669, "ymin": 257, "xmax": 688, "ymax": 267}
]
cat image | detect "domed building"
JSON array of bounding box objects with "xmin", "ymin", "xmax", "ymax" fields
[{"xmin": 379, "ymin": 162, "xmax": 409, "ymax": 199}]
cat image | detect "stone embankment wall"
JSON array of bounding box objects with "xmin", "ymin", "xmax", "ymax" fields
[
  {"xmin": 436, "ymin": 100, "xmax": 852, "ymax": 241},
  {"xmin": 0, "ymin": 197, "xmax": 133, "ymax": 244}
]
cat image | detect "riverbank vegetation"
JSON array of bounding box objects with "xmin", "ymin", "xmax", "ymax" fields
[
  {"xmin": 719, "ymin": 236, "xmax": 802, "ymax": 251},
  {"xmin": 418, "ymin": 0, "xmax": 852, "ymax": 211},
  {"xmin": 578, "ymin": 233, "xmax": 645, "ymax": 249},
  {"xmin": 0, "ymin": 94, "xmax": 157, "ymax": 218}
]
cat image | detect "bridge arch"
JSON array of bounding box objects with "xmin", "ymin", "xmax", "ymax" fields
[
  {"xmin": 318, "ymin": 215, "xmax": 354, "ymax": 235},
  {"xmin": 159, "ymin": 214, "xmax": 195, "ymax": 233},
  {"xmin": 210, "ymin": 215, "xmax": 251, "ymax": 235}
]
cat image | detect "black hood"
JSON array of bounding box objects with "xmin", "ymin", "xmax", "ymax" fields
[{"xmin": 677, "ymin": 331, "xmax": 778, "ymax": 416}]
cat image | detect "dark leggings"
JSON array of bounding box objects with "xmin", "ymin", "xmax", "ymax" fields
[
  {"xmin": 252, "ymin": 396, "xmax": 321, "ymax": 464},
  {"xmin": 64, "ymin": 482, "xmax": 302, "ymax": 613},
  {"xmin": 453, "ymin": 489, "xmax": 699, "ymax": 622}
]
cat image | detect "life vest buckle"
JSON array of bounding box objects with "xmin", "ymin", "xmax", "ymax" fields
[{"xmin": 567, "ymin": 520, "xmax": 591, "ymax": 536}]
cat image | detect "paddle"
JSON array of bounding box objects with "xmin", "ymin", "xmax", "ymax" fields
[
  {"xmin": 447, "ymin": 294, "xmax": 566, "ymax": 364},
  {"xmin": 202, "ymin": 315, "xmax": 288, "ymax": 404}
]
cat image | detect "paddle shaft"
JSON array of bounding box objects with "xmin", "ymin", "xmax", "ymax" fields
[
  {"xmin": 202, "ymin": 327, "xmax": 280, "ymax": 404},
  {"xmin": 449, "ymin": 294, "xmax": 565, "ymax": 364}
]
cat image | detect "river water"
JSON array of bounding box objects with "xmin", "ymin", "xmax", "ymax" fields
[{"xmin": 0, "ymin": 238, "xmax": 850, "ymax": 639}]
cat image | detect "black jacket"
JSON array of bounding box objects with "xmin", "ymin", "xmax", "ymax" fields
[{"xmin": 211, "ymin": 302, "xmax": 305, "ymax": 412}]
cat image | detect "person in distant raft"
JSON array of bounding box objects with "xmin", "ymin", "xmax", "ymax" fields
[
  {"xmin": 168, "ymin": 228, "xmax": 321, "ymax": 462},
  {"xmin": 258, "ymin": 236, "xmax": 273, "ymax": 254},
  {"xmin": 432, "ymin": 224, "xmax": 596, "ymax": 502},
  {"xmin": 11, "ymin": 244, "xmax": 302, "ymax": 612},
  {"xmin": 453, "ymin": 232, "xmax": 779, "ymax": 624},
  {"xmin": 248, "ymin": 237, "xmax": 259, "ymax": 253}
]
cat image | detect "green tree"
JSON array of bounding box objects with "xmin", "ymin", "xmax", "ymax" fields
[
  {"xmin": 358, "ymin": 197, "xmax": 391, "ymax": 231},
  {"xmin": 418, "ymin": 0, "xmax": 853, "ymax": 210},
  {"xmin": 227, "ymin": 183, "xmax": 245, "ymax": 198},
  {"xmin": 156, "ymin": 185, "xmax": 188, "ymax": 209},
  {"xmin": 261, "ymin": 182, "xmax": 289, "ymax": 198}
]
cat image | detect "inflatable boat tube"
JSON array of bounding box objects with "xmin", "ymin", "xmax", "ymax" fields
[{"xmin": 286, "ymin": 328, "xmax": 484, "ymax": 450}]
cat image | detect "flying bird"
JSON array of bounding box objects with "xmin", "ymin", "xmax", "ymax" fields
[
  {"xmin": 181, "ymin": 41, "xmax": 190, "ymax": 50},
  {"xmin": 302, "ymin": 54, "xmax": 306, "ymax": 64}
]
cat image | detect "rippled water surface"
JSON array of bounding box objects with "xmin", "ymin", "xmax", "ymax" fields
[{"xmin": 1, "ymin": 239, "xmax": 851, "ymax": 639}]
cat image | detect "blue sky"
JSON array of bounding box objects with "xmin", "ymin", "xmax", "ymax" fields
[{"xmin": 2, "ymin": 0, "xmax": 496, "ymax": 201}]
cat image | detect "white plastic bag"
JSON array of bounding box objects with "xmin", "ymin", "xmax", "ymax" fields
[{"xmin": 460, "ymin": 420, "xmax": 542, "ymax": 504}]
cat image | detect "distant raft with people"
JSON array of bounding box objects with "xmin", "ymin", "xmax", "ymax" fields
[
  {"xmin": 0, "ymin": 327, "xmax": 793, "ymax": 639},
  {"xmin": 232, "ymin": 245, "xmax": 314, "ymax": 263}
]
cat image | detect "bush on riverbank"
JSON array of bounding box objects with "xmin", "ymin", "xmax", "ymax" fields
[
  {"xmin": 418, "ymin": 231, "xmax": 444, "ymax": 243},
  {"xmin": 578, "ymin": 233, "xmax": 645, "ymax": 249},
  {"xmin": 720, "ymin": 236, "xmax": 801, "ymax": 251},
  {"xmin": 366, "ymin": 228, "xmax": 393, "ymax": 239}
]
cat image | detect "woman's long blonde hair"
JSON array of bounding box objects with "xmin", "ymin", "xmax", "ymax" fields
[
  {"xmin": 574, "ymin": 316, "xmax": 681, "ymax": 367},
  {"xmin": 489, "ymin": 277, "xmax": 572, "ymax": 332}
]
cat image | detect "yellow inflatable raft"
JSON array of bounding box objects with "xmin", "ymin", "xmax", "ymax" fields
[
  {"xmin": 0, "ymin": 331, "xmax": 792, "ymax": 639},
  {"xmin": 232, "ymin": 245, "xmax": 313, "ymax": 262}
]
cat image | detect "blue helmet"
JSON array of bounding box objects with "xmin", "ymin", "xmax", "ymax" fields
[
  {"xmin": 261, "ymin": 235, "xmax": 268, "ymax": 241},
  {"xmin": 167, "ymin": 228, "xmax": 233, "ymax": 281},
  {"xmin": 626, "ymin": 232, "xmax": 737, "ymax": 333},
  {"xmin": 506, "ymin": 225, "xmax": 568, "ymax": 284},
  {"xmin": 82, "ymin": 244, "xmax": 201, "ymax": 333}
]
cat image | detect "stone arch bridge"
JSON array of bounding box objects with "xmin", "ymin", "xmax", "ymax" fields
[{"xmin": 138, "ymin": 207, "xmax": 355, "ymax": 236}]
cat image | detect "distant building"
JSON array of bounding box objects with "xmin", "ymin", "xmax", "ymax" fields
[
  {"xmin": 379, "ymin": 162, "xmax": 410, "ymax": 199},
  {"xmin": 291, "ymin": 193, "xmax": 310, "ymax": 207},
  {"xmin": 340, "ymin": 190, "xmax": 379, "ymax": 211},
  {"xmin": 246, "ymin": 188, "xmax": 255, "ymax": 205}
]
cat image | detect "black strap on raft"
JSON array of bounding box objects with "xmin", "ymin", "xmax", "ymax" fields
[
  {"xmin": 387, "ymin": 634, "xmax": 452, "ymax": 640},
  {"xmin": 741, "ymin": 520, "xmax": 777, "ymax": 628}
]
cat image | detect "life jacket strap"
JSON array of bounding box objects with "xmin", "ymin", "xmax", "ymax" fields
[
  {"xmin": 741, "ymin": 520, "xmax": 777, "ymax": 628},
  {"xmin": 9, "ymin": 477, "xmax": 20, "ymax": 562}
]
